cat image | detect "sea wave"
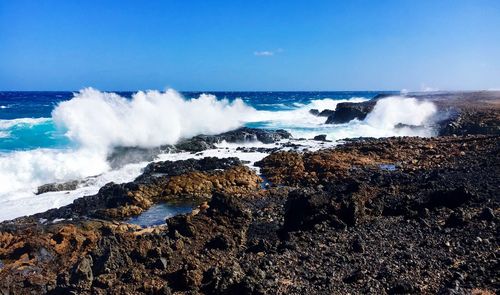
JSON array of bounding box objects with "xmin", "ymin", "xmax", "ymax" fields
[
  {"xmin": 364, "ymin": 96, "xmax": 437, "ymax": 129},
  {"xmin": 249, "ymin": 96, "xmax": 437, "ymax": 140},
  {"xmin": 52, "ymin": 88, "xmax": 256, "ymax": 149},
  {"xmin": 0, "ymin": 117, "xmax": 51, "ymax": 129}
]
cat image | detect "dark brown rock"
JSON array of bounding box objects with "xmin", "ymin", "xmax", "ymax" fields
[
  {"xmin": 70, "ymin": 256, "xmax": 93, "ymax": 289},
  {"xmin": 309, "ymin": 109, "xmax": 320, "ymax": 116},
  {"xmin": 325, "ymin": 101, "xmax": 375, "ymax": 124},
  {"xmin": 313, "ymin": 134, "xmax": 327, "ymax": 141}
]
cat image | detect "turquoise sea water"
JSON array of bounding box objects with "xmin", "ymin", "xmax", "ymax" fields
[{"xmin": 0, "ymin": 91, "xmax": 386, "ymax": 152}]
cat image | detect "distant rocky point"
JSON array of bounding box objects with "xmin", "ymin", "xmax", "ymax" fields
[{"xmin": 309, "ymin": 91, "xmax": 500, "ymax": 136}]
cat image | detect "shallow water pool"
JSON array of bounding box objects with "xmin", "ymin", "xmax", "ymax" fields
[
  {"xmin": 379, "ymin": 164, "xmax": 397, "ymax": 171},
  {"xmin": 127, "ymin": 202, "xmax": 194, "ymax": 227}
]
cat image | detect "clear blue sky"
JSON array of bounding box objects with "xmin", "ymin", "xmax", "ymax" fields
[{"xmin": 1, "ymin": 0, "xmax": 499, "ymax": 91}]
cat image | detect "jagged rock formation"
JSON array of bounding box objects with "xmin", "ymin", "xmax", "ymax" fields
[
  {"xmin": 325, "ymin": 101, "xmax": 376, "ymax": 124},
  {"xmin": 175, "ymin": 127, "xmax": 292, "ymax": 152}
]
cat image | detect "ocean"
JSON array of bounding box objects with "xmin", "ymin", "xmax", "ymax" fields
[
  {"xmin": 0, "ymin": 90, "xmax": 384, "ymax": 151},
  {"xmin": 0, "ymin": 89, "xmax": 440, "ymax": 221}
]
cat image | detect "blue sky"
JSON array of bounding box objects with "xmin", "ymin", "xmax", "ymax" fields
[{"xmin": 0, "ymin": 0, "xmax": 499, "ymax": 91}]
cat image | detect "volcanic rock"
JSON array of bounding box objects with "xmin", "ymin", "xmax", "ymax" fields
[
  {"xmin": 318, "ymin": 109, "xmax": 335, "ymax": 117},
  {"xmin": 175, "ymin": 127, "xmax": 291, "ymax": 152},
  {"xmin": 309, "ymin": 109, "xmax": 320, "ymax": 116},
  {"xmin": 36, "ymin": 180, "xmax": 80, "ymax": 195},
  {"xmin": 325, "ymin": 101, "xmax": 375, "ymax": 124},
  {"xmin": 313, "ymin": 134, "xmax": 327, "ymax": 141}
]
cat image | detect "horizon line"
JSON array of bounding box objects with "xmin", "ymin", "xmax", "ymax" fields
[{"xmin": 0, "ymin": 89, "xmax": 498, "ymax": 93}]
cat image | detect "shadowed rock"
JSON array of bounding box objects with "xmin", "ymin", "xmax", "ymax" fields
[
  {"xmin": 175, "ymin": 127, "xmax": 291, "ymax": 152},
  {"xmin": 36, "ymin": 180, "xmax": 81, "ymax": 195},
  {"xmin": 107, "ymin": 146, "xmax": 175, "ymax": 169},
  {"xmin": 282, "ymin": 189, "xmax": 333, "ymax": 232},
  {"xmin": 313, "ymin": 134, "xmax": 327, "ymax": 141},
  {"xmin": 318, "ymin": 109, "xmax": 336, "ymax": 117},
  {"xmin": 325, "ymin": 101, "xmax": 376, "ymax": 124},
  {"xmin": 309, "ymin": 109, "xmax": 320, "ymax": 116}
]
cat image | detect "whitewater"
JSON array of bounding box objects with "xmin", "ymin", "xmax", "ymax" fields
[{"xmin": 0, "ymin": 89, "xmax": 439, "ymax": 221}]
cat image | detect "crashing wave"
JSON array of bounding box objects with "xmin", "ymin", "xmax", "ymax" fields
[{"xmin": 0, "ymin": 88, "xmax": 257, "ymax": 199}]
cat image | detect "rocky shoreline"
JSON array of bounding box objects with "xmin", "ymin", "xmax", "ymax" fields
[
  {"xmin": 310, "ymin": 91, "xmax": 500, "ymax": 136},
  {"xmin": 0, "ymin": 92, "xmax": 498, "ymax": 294}
]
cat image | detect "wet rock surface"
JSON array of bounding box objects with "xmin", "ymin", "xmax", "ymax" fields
[
  {"xmin": 107, "ymin": 146, "xmax": 176, "ymax": 169},
  {"xmin": 36, "ymin": 180, "xmax": 82, "ymax": 195},
  {"xmin": 325, "ymin": 101, "xmax": 376, "ymax": 124},
  {"xmin": 175, "ymin": 127, "xmax": 291, "ymax": 152},
  {"xmin": 313, "ymin": 134, "xmax": 328, "ymax": 141}
]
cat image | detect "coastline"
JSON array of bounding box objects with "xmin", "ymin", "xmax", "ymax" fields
[{"xmin": 0, "ymin": 91, "xmax": 498, "ymax": 294}]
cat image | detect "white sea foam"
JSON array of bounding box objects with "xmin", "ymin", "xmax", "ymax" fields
[
  {"xmin": 0, "ymin": 159, "xmax": 148, "ymax": 221},
  {"xmin": 0, "ymin": 148, "xmax": 109, "ymax": 195},
  {"xmin": 0, "ymin": 117, "xmax": 51, "ymax": 129},
  {"xmin": 364, "ymin": 96, "xmax": 437, "ymax": 129},
  {"xmin": 52, "ymin": 88, "xmax": 256, "ymax": 149}
]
